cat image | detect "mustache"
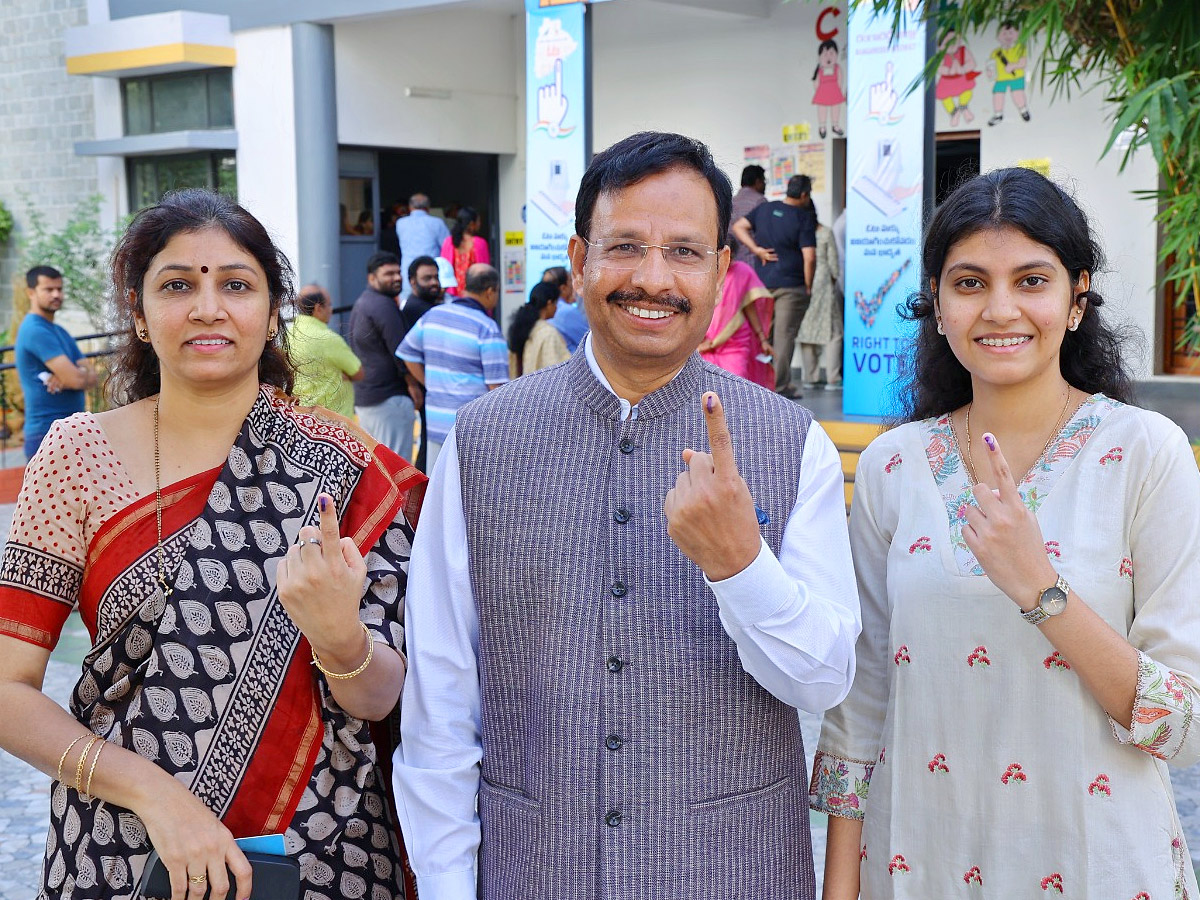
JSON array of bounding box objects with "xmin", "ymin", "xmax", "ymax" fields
[{"xmin": 606, "ymin": 289, "xmax": 691, "ymax": 314}]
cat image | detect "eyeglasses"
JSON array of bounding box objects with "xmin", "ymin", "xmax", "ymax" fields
[{"xmin": 582, "ymin": 238, "xmax": 719, "ymax": 275}]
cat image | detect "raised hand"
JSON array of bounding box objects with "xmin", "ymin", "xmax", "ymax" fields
[
  {"xmin": 537, "ymin": 57, "xmax": 570, "ymax": 137},
  {"xmin": 663, "ymin": 392, "xmax": 762, "ymax": 582},
  {"xmin": 961, "ymin": 432, "xmax": 1058, "ymax": 610},
  {"xmin": 869, "ymin": 61, "xmax": 898, "ymax": 121},
  {"xmin": 277, "ymin": 493, "xmax": 370, "ymax": 665}
]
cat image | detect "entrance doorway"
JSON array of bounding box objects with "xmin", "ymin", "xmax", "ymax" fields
[
  {"xmin": 934, "ymin": 132, "xmax": 980, "ymax": 205},
  {"xmin": 378, "ymin": 148, "xmax": 500, "ymax": 278}
]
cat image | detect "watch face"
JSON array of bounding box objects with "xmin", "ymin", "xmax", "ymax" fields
[{"xmin": 1040, "ymin": 586, "xmax": 1068, "ymax": 616}]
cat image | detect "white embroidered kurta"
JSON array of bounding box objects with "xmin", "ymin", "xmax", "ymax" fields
[{"xmin": 812, "ymin": 396, "xmax": 1200, "ymax": 898}]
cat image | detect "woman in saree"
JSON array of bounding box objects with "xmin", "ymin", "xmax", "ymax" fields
[
  {"xmin": 699, "ymin": 256, "xmax": 775, "ymax": 389},
  {"xmin": 0, "ymin": 188, "xmax": 425, "ymax": 900}
]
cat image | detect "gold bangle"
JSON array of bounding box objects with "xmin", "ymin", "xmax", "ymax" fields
[
  {"xmin": 56, "ymin": 735, "xmax": 87, "ymax": 784},
  {"xmin": 74, "ymin": 736, "xmax": 99, "ymax": 793},
  {"xmin": 311, "ymin": 622, "xmax": 374, "ymax": 680},
  {"xmin": 82, "ymin": 740, "xmax": 105, "ymax": 802}
]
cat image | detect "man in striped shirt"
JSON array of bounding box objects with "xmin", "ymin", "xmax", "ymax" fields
[{"xmin": 398, "ymin": 263, "xmax": 509, "ymax": 468}]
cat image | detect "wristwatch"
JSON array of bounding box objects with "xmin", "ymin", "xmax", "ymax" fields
[{"xmin": 1020, "ymin": 574, "xmax": 1070, "ymax": 626}]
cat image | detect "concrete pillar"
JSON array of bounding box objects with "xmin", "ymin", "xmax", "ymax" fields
[{"xmin": 291, "ymin": 22, "xmax": 339, "ymax": 293}]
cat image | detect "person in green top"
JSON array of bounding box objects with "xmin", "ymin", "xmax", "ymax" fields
[{"xmin": 288, "ymin": 284, "xmax": 363, "ymax": 417}]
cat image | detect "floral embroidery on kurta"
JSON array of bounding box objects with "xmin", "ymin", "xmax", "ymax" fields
[
  {"xmin": 889, "ymin": 855, "xmax": 911, "ymax": 875},
  {"xmin": 1112, "ymin": 653, "xmax": 1195, "ymax": 760},
  {"xmin": 884, "ymin": 453, "xmax": 903, "ymax": 473},
  {"xmin": 1044, "ymin": 651, "xmax": 1071, "ymax": 670},
  {"xmin": 1001, "ymin": 763, "xmax": 1027, "ymax": 784},
  {"xmin": 1088, "ymin": 774, "xmax": 1111, "ymax": 796},
  {"xmin": 1041, "ymin": 873, "xmax": 1064, "ymax": 893},
  {"xmin": 964, "ymin": 866, "xmax": 983, "ymax": 886},
  {"xmin": 809, "ymin": 750, "xmax": 873, "ymax": 821},
  {"xmin": 968, "ymin": 645, "xmax": 990, "ymax": 667}
]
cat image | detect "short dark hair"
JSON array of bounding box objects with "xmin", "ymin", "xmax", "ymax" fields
[
  {"xmin": 542, "ymin": 265, "xmax": 569, "ymax": 287},
  {"xmin": 740, "ymin": 165, "xmax": 766, "ymax": 188},
  {"xmin": 297, "ymin": 286, "xmax": 326, "ymax": 316},
  {"xmin": 464, "ymin": 264, "xmax": 500, "ymax": 295},
  {"xmin": 26, "ymin": 265, "xmax": 62, "ymax": 288},
  {"xmin": 408, "ymin": 255, "xmax": 437, "ymax": 281},
  {"xmin": 786, "ymin": 175, "xmax": 812, "ymax": 199},
  {"xmin": 108, "ymin": 188, "xmax": 295, "ymax": 405},
  {"xmin": 897, "ymin": 167, "xmax": 1135, "ymax": 421},
  {"xmin": 367, "ymin": 251, "xmax": 400, "ymax": 275},
  {"xmin": 575, "ymin": 131, "xmax": 733, "ymax": 249}
]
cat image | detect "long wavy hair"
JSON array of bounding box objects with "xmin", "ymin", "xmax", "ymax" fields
[
  {"xmin": 508, "ymin": 281, "xmax": 559, "ymax": 363},
  {"xmin": 896, "ymin": 167, "xmax": 1136, "ymax": 422},
  {"xmin": 108, "ymin": 189, "xmax": 296, "ymax": 405}
]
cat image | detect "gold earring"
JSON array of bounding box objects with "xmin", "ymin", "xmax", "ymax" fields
[
  {"xmin": 936, "ymin": 318, "xmax": 945, "ymax": 335},
  {"xmin": 137, "ymin": 327, "xmax": 149, "ymax": 342},
  {"xmin": 267, "ymin": 328, "xmax": 278, "ymax": 341}
]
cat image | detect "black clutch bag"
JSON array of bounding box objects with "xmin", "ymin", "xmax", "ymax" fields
[{"xmin": 138, "ymin": 850, "xmax": 301, "ymax": 900}]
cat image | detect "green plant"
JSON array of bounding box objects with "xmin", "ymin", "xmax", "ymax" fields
[
  {"xmin": 0, "ymin": 199, "xmax": 13, "ymax": 247},
  {"xmin": 18, "ymin": 194, "xmax": 116, "ymax": 330},
  {"xmin": 803, "ymin": 0, "xmax": 1200, "ymax": 355}
]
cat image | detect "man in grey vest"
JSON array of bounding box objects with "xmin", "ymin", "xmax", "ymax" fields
[{"xmin": 394, "ymin": 131, "xmax": 861, "ymax": 899}]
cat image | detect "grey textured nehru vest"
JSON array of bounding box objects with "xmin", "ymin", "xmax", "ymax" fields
[{"xmin": 454, "ymin": 351, "xmax": 816, "ymax": 900}]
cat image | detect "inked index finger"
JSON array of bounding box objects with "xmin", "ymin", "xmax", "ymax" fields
[
  {"xmin": 702, "ymin": 392, "xmax": 738, "ymax": 478},
  {"xmin": 979, "ymin": 432, "xmax": 1021, "ymax": 503},
  {"xmin": 317, "ymin": 494, "xmax": 341, "ymax": 556}
]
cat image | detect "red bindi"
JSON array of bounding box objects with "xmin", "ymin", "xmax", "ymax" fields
[{"xmin": 200, "ymin": 265, "xmax": 209, "ymax": 273}]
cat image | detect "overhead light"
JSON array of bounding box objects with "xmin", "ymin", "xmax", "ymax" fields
[{"xmin": 405, "ymin": 86, "xmax": 451, "ymax": 100}]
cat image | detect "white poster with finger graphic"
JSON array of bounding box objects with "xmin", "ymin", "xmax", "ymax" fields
[
  {"xmin": 525, "ymin": 0, "xmax": 587, "ymax": 288},
  {"xmin": 843, "ymin": 0, "xmax": 926, "ymax": 416}
]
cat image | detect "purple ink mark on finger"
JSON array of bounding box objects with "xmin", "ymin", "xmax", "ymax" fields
[
  {"xmin": 982, "ymin": 433, "xmax": 997, "ymax": 451},
  {"xmin": 706, "ymin": 394, "xmax": 714, "ymax": 414},
  {"xmin": 319, "ymin": 495, "xmax": 328, "ymax": 512}
]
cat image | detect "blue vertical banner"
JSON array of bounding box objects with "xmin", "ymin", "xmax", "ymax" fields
[
  {"xmin": 843, "ymin": 2, "xmax": 926, "ymax": 417},
  {"xmin": 525, "ymin": 0, "xmax": 587, "ymax": 289}
]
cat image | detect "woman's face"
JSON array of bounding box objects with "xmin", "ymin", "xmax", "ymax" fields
[
  {"xmin": 134, "ymin": 227, "xmax": 277, "ymax": 396},
  {"xmin": 933, "ymin": 225, "xmax": 1086, "ymax": 393}
]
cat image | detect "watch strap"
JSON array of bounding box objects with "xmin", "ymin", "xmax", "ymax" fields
[{"xmin": 1020, "ymin": 575, "xmax": 1070, "ymax": 626}]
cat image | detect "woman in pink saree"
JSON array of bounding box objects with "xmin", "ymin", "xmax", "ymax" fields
[{"xmin": 700, "ymin": 258, "xmax": 776, "ymax": 389}]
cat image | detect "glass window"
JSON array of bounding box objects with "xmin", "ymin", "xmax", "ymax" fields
[
  {"xmin": 339, "ymin": 177, "xmax": 374, "ymax": 236},
  {"xmin": 127, "ymin": 152, "xmax": 239, "ymax": 211},
  {"xmin": 122, "ymin": 69, "xmax": 234, "ymax": 135}
]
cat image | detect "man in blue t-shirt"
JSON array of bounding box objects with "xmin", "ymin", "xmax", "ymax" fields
[
  {"xmin": 731, "ymin": 175, "xmax": 817, "ymax": 398},
  {"xmin": 16, "ymin": 266, "xmax": 97, "ymax": 458}
]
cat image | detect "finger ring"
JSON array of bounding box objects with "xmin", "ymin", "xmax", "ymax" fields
[
  {"xmin": 189, "ymin": 873, "xmax": 208, "ymax": 884},
  {"xmin": 306, "ymin": 538, "xmax": 322, "ymax": 548}
]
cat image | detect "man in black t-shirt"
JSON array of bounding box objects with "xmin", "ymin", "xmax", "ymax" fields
[
  {"xmin": 349, "ymin": 252, "xmax": 423, "ymax": 460},
  {"xmin": 731, "ymin": 175, "xmax": 817, "ymax": 398}
]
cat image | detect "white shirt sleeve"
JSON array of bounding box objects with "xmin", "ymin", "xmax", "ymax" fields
[
  {"xmin": 392, "ymin": 427, "xmax": 481, "ymax": 900},
  {"xmin": 705, "ymin": 421, "xmax": 862, "ymax": 713}
]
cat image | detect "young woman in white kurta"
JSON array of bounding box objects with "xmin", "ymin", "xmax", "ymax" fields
[{"xmin": 812, "ymin": 167, "xmax": 1200, "ymax": 899}]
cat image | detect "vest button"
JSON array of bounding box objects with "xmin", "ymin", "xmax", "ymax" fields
[
  {"xmin": 614, "ymin": 507, "xmax": 631, "ymax": 524},
  {"xmin": 604, "ymin": 810, "xmax": 622, "ymax": 827},
  {"xmin": 611, "ymin": 581, "xmax": 628, "ymax": 598},
  {"xmin": 605, "ymin": 734, "xmax": 623, "ymax": 751},
  {"xmin": 606, "ymin": 656, "xmax": 624, "ymax": 673},
  {"xmin": 618, "ymin": 438, "xmax": 635, "ymax": 454}
]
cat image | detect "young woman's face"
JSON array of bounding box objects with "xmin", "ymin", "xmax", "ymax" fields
[
  {"xmin": 933, "ymin": 226, "xmax": 1086, "ymax": 392},
  {"xmin": 135, "ymin": 227, "xmax": 276, "ymax": 395}
]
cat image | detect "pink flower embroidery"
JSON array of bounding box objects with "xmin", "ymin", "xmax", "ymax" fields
[
  {"xmin": 1099, "ymin": 446, "xmax": 1124, "ymax": 465},
  {"xmin": 908, "ymin": 536, "xmax": 932, "ymax": 554},
  {"xmin": 879, "ymin": 747, "xmax": 886, "ymax": 764},
  {"xmin": 888, "ymin": 854, "xmax": 911, "ymax": 875},
  {"xmin": 963, "ymin": 866, "xmax": 983, "ymax": 886},
  {"xmin": 1131, "ymin": 893, "xmax": 1150, "ymax": 900},
  {"xmin": 1043, "ymin": 651, "xmax": 1071, "ymax": 671},
  {"xmin": 1088, "ymin": 774, "xmax": 1111, "ymax": 797},
  {"xmin": 860, "ymin": 845, "xmax": 868, "ymax": 862},
  {"xmin": 1001, "ymin": 763, "xmax": 1027, "ymax": 785},
  {"xmin": 894, "ymin": 645, "xmax": 911, "ymax": 666},
  {"xmin": 1040, "ymin": 873, "xmax": 1064, "ymax": 893},
  {"xmin": 1165, "ymin": 672, "xmax": 1186, "ymax": 703},
  {"xmin": 967, "ymin": 645, "xmax": 991, "ymax": 667},
  {"xmin": 1120, "ymin": 556, "xmax": 1134, "ymax": 578},
  {"xmin": 1044, "ymin": 540, "xmax": 1061, "ymax": 558},
  {"xmin": 884, "ymin": 453, "xmax": 903, "ymax": 473},
  {"xmin": 927, "ymin": 752, "xmax": 949, "ymax": 773}
]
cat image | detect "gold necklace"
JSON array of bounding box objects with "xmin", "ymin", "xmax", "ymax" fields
[
  {"xmin": 960, "ymin": 387, "xmax": 1074, "ymax": 486},
  {"xmin": 153, "ymin": 400, "xmax": 173, "ymax": 598}
]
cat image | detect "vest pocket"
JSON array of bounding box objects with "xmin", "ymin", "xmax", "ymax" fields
[
  {"xmin": 479, "ymin": 776, "xmax": 543, "ymax": 818},
  {"xmin": 687, "ymin": 773, "xmax": 793, "ymax": 816}
]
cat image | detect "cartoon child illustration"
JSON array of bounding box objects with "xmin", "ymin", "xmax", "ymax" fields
[
  {"xmin": 936, "ymin": 31, "xmax": 980, "ymax": 126},
  {"xmin": 987, "ymin": 20, "xmax": 1031, "ymax": 125},
  {"xmin": 812, "ymin": 39, "xmax": 846, "ymax": 139}
]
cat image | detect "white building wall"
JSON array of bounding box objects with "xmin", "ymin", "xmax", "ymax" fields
[
  {"xmin": 232, "ymin": 26, "xmax": 300, "ymax": 277},
  {"xmin": 332, "ymin": 9, "xmax": 519, "ymax": 154}
]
